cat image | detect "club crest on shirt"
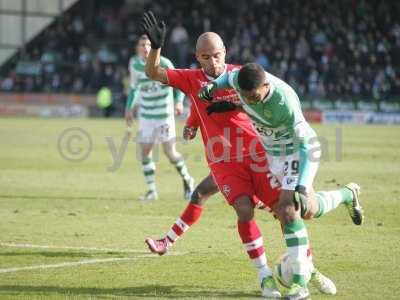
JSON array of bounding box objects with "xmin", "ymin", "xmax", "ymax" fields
[
  {"xmin": 198, "ymin": 80, "xmax": 208, "ymax": 87},
  {"xmin": 222, "ymin": 184, "xmax": 231, "ymax": 196},
  {"xmin": 264, "ymin": 108, "xmax": 272, "ymax": 118}
]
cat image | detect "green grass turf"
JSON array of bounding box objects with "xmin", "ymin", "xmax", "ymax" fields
[{"xmin": 0, "ymin": 118, "xmax": 399, "ymax": 299}]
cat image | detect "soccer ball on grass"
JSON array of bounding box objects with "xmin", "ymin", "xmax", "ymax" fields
[{"xmin": 274, "ymin": 252, "xmax": 313, "ymax": 288}]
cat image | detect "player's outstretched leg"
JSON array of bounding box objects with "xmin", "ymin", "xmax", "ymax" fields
[
  {"xmin": 310, "ymin": 183, "xmax": 364, "ymax": 225},
  {"xmin": 145, "ymin": 175, "xmax": 217, "ymax": 255},
  {"xmin": 146, "ymin": 202, "xmax": 202, "ymax": 255},
  {"xmin": 145, "ymin": 237, "xmax": 169, "ymax": 255},
  {"xmin": 343, "ymin": 183, "xmax": 364, "ymax": 225}
]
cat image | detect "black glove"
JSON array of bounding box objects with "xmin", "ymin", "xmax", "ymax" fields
[
  {"xmin": 206, "ymin": 101, "xmax": 237, "ymax": 115},
  {"xmin": 140, "ymin": 11, "xmax": 166, "ymax": 49},
  {"xmin": 198, "ymin": 82, "xmax": 217, "ymax": 102},
  {"xmin": 293, "ymin": 185, "xmax": 308, "ymax": 218}
]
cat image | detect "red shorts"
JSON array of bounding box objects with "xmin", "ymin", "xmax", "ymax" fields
[{"xmin": 210, "ymin": 155, "xmax": 280, "ymax": 208}]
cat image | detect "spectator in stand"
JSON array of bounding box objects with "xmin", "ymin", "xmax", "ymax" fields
[
  {"xmin": 168, "ymin": 21, "xmax": 189, "ymax": 68},
  {"xmin": 2, "ymin": 0, "xmax": 399, "ymax": 105}
]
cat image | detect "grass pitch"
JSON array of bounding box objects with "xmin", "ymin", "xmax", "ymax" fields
[{"xmin": 0, "ymin": 118, "xmax": 399, "ymax": 299}]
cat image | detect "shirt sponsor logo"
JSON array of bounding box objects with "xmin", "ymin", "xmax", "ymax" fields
[
  {"xmin": 286, "ymin": 177, "xmax": 296, "ymax": 185},
  {"xmin": 254, "ymin": 123, "xmax": 274, "ymax": 136}
]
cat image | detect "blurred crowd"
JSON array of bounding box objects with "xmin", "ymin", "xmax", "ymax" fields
[{"xmin": 1, "ymin": 0, "xmax": 399, "ymax": 102}]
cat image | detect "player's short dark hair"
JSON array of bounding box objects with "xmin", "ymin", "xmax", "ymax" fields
[
  {"xmin": 137, "ymin": 34, "xmax": 149, "ymax": 44},
  {"xmin": 238, "ymin": 63, "xmax": 266, "ymax": 91}
]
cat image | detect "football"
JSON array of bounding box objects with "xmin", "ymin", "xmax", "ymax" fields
[{"xmin": 274, "ymin": 253, "xmax": 313, "ymax": 288}]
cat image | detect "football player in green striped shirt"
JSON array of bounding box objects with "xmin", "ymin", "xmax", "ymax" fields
[
  {"xmin": 199, "ymin": 63, "xmax": 364, "ymax": 300},
  {"xmin": 125, "ymin": 35, "xmax": 194, "ymax": 201}
]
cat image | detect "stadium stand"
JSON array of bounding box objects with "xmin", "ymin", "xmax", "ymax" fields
[{"xmin": 0, "ymin": 0, "xmax": 399, "ymax": 116}]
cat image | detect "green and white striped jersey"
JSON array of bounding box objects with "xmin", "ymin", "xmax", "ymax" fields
[
  {"xmin": 127, "ymin": 55, "xmax": 183, "ymax": 119},
  {"xmin": 214, "ymin": 69, "xmax": 318, "ymax": 187}
]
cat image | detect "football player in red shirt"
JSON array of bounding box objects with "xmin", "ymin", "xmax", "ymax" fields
[
  {"xmin": 141, "ymin": 11, "xmax": 282, "ymax": 298},
  {"xmin": 140, "ymin": 11, "xmax": 338, "ymax": 299}
]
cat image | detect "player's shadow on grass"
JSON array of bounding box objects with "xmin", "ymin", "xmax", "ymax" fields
[{"xmin": 0, "ymin": 285, "xmax": 256, "ymax": 298}]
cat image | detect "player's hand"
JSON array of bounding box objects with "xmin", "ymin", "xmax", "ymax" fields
[
  {"xmin": 175, "ymin": 102, "xmax": 183, "ymax": 116},
  {"xmin": 125, "ymin": 109, "xmax": 134, "ymax": 127},
  {"xmin": 125, "ymin": 110, "xmax": 134, "ymax": 137},
  {"xmin": 198, "ymin": 82, "xmax": 217, "ymax": 102},
  {"xmin": 183, "ymin": 125, "xmax": 198, "ymax": 140},
  {"xmin": 132, "ymin": 105, "xmax": 138, "ymax": 115},
  {"xmin": 140, "ymin": 11, "xmax": 166, "ymax": 49},
  {"xmin": 206, "ymin": 101, "xmax": 237, "ymax": 115},
  {"xmin": 294, "ymin": 185, "xmax": 308, "ymax": 218}
]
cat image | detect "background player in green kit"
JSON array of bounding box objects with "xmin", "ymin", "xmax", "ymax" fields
[
  {"xmin": 199, "ymin": 63, "xmax": 364, "ymax": 300},
  {"xmin": 125, "ymin": 35, "xmax": 194, "ymax": 201}
]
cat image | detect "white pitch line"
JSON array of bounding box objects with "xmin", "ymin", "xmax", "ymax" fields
[
  {"xmin": 0, "ymin": 242, "xmax": 143, "ymax": 253},
  {"xmin": 0, "ymin": 257, "xmax": 136, "ymax": 274},
  {"xmin": 0, "ymin": 242, "xmax": 186, "ymax": 256},
  {"xmin": 0, "ymin": 247, "xmax": 187, "ymax": 274}
]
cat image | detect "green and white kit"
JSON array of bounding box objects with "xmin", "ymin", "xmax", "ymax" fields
[
  {"xmin": 214, "ymin": 69, "xmax": 321, "ymax": 191},
  {"xmin": 126, "ymin": 55, "xmax": 184, "ymax": 143}
]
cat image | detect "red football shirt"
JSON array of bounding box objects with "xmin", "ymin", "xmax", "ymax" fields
[{"xmin": 166, "ymin": 64, "xmax": 265, "ymax": 165}]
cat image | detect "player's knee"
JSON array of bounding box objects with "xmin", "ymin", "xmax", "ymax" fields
[
  {"xmin": 276, "ymin": 196, "xmax": 298, "ymax": 223},
  {"xmin": 278, "ymin": 209, "xmax": 298, "ymax": 224},
  {"xmin": 302, "ymin": 209, "xmax": 314, "ymax": 220},
  {"xmin": 190, "ymin": 188, "xmax": 206, "ymax": 206},
  {"xmin": 303, "ymin": 194, "xmax": 319, "ymax": 219}
]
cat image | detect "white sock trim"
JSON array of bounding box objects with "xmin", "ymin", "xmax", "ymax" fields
[
  {"xmin": 175, "ymin": 218, "xmax": 190, "ymax": 232},
  {"xmin": 243, "ymin": 237, "xmax": 264, "ymax": 251},
  {"xmin": 284, "ymin": 228, "xmax": 308, "ymax": 240},
  {"xmin": 252, "ymin": 253, "xmax": 267, "ymax": 269},
  {"xmin": 166, "ymin": 229, "xmax": 178, "ymax": 242}
]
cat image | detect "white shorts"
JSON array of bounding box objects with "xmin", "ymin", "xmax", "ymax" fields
[
  {"xmin": 266, "ymin": 151, "xmax": 320, "ymax": 191},
  {"xmin": 137, "ymin": 117, "xmax": 176, "ymax": 144}
]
